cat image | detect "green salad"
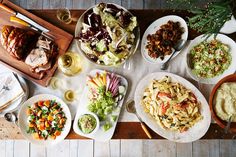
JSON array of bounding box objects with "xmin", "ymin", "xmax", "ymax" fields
[
  {"xmin": 189, "ymin": 39, "xmax": 231, "ymax": 78},
  {"xmin": 77, "ymin": 3, "xmax": 138, "ymax": 66}
]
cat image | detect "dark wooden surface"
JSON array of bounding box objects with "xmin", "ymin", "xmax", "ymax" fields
[
  {"xmin": 1, "ymin": 9, "xmax": 236, "ymax": 140},
  {"xmin": 66, "ymin": 122, "xmax": 236, "ymax": 140}
]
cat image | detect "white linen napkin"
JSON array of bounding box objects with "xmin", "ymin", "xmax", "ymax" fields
[{"xmin": 0, "ymin": 72, "xmax": 24, "ymax": 109}]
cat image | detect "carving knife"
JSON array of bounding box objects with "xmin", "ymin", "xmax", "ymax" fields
[
  {"xmin": 9, "ymin": 16, "xmax": 54, "ymax": 40},
  {"xmin": 0, "ymin": 3, "xmax": 49, "ymax": 33}
]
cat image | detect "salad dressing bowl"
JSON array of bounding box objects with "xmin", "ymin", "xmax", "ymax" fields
[
  {"xmin": 76, "ymin": 112, "xmax": 100, "ymax": 136},
  {"xmin": 75, "ymin": 3, "xmax": 140, "ymax": 67}
]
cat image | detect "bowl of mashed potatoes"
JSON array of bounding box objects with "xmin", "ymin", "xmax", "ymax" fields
[{"xmin": 209, "ymin": 74, "xmax": 236, "ymax": 132}]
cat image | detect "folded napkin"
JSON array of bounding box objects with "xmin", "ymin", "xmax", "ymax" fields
[{"xmin": 0, "ymin": 72, "xmax": 24, "ymax": 110}]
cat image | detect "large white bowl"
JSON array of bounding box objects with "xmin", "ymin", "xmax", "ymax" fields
[
  {"xmin": 134, "ymin": 72, "xmax": 211, "ymax": 143},
  {"xmin": 18, "ymin": 94, "xmax": 72, "ymax": 146},
  {"xmin": 75, "ymin": 3, "xmax": 140, "ymax": 67},
  {"xmin": 186, "ymin": 34, "xmax": 236, "ymax": 84},
  {"xmin": 141, "ymin": 15, "xmax": 188, "ymax": 64}
]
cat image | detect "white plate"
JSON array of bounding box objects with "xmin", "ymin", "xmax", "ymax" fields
[
  {"xmin": 73, "ymin": 69, "xmax": 128, "ymax": 141},
  {"xmin": 134, "ymin": 72, "xmax": 211, "ymax": 143},
  {"xmin": 18, "ymin": 94, "xmax": 72, "ymax": 146},
  {"xmin": 186, "ymin": 34, "xmax": 236, "ymax": 84},
  {"xmin": 0, "ymin": 74, "xmax": 29, "ymax": 116},
  {"xmin": 141, "ymin": 15, "xmax": 188, "ymax": 64}
]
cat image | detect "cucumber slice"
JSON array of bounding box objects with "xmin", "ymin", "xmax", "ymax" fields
[{"xmin": 118, "ymin": 94, "xmax": 123, "ymax": 101}]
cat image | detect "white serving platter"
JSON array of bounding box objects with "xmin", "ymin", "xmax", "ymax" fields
[
  {"xmin": 134, "ymin": 72, "xmax": 211, "ymax": 143},
  {"xmin": 73, "ymin": 69, "xmax": 128, "ymax": 141}
]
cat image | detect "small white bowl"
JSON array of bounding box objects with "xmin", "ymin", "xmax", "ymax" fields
[{"xmin": 76, "ymin": 112, "xmax": 100, "ymax": 136}]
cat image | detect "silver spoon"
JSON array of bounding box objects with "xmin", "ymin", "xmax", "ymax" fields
[
  {"xmin": 161, "ymin": 40, "xmax": 187, "ymax": 70},
  {"xmin": 126, "ymin": 100, "xmax": 152, "ymax": 139},
  {"xmin": 4, "ymin": 112, "xmax": 18, "ymax": 126},
  {"xmin": 224, "ymin": 115, "xmax": 234, "ymax": 134}
]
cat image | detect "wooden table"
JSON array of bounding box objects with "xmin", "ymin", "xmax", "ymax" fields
[{"xmin": 0, "ymin": 10, "xmax": 236, "ymax": 140}]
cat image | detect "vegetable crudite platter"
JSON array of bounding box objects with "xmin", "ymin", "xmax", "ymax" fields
[
  {"xmin": 73, "ymin": 69, "xmax": 128, "ymax": 141},
  {"xmin": 0, "ymin": 0, "xmax": 73, "ymax": 86}
]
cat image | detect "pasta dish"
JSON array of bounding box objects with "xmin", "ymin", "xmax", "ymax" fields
[{"xmin": 141, "ymin": 76, "xmax": 202, "ymax": 132}]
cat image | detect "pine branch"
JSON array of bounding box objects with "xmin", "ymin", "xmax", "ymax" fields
[{"xmin": 166, "ymin": 0, "xmax": 234, "ymax": 35}]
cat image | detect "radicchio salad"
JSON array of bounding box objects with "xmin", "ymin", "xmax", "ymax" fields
[{"xmin": 76, "ymin": 3, "xmax": 138, "ymax": 66}]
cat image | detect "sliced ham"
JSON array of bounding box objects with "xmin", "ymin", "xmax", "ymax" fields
[
  {"xmin": 25, "ymin": 48, "xmax": 48, "ymax": 68},
  {"xmin": 34, "ymin": 62, "xmax": 51, "ymax": 73}
]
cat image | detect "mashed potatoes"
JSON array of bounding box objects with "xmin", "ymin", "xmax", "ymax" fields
[{"xmin": 214, "ymin": 82, "xmax": 236, "ymax": 121}]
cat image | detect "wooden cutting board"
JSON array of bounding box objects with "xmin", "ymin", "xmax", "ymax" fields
[{"xmin": 0, "ymin": 0, "xmax": 73, "ymax": 86}]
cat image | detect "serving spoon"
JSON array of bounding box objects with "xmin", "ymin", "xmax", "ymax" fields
[
  {"xmin": 126, "ymin": 100, "xmax": 152, "ymax": 139},
  {"xmin": 161, "ymin": 39, "xmax": 187, "ymax": 70},
  {"xmin": 4, "ymin": 112, "xmax": 18, "ymax": 126},
  {"xmin": 224, "ymin": 115, "xmax": 234, "ymax": 134}
]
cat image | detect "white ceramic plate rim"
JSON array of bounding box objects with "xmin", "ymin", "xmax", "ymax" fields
[
  {"xmin": 134, "ymin": 72, "xmax": 211, "ymax": 143},
  {"xmin": 185, "ymin": 34, "xmax": 236, "ymax": 84},
  {"xmin": 18, "ymin": 94, "xmax": 72, "ymax": 146},
  {"xmin": 141, "ymin": 15, "xmax": 188, "ymax": 64}
]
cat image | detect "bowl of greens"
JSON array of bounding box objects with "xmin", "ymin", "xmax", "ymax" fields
[
  {"xmin": 186, "ymin": 34, "xmax": 236, "ymax": 84},
  {"xmin": 75, "ymin": 3, "xmax": 140, "ymax": 66}
]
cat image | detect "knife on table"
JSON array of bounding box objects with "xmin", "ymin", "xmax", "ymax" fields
[
  {"xmin": 10, "ymin": 16, "xmax": 54, "ymax": 40},
  {"xmin": 0, "ymin": 3, "xmax": 49, "ymax": 33}
]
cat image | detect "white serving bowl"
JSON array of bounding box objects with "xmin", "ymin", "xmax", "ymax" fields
[
  {"xmin": 186, "ymin": 34, "xmax": 236, "ymax": 84},
  {"xmin": 18, "ymin": 94, "xmax": 72, "ymax": 146}
]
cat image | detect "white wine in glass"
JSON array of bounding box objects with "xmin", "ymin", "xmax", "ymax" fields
[
  {"xmin": 58, "ymin": 52, "xmax": 82, "ymax": 76},
  {"xmin": 57, "ymin": 8, "xmax": 72, "ymax": 24}
]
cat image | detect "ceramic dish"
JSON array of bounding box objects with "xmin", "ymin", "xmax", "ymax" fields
[
  {"xmin": 186, "ymin": 34, "xmax": 236, "ymax": 84},
  {"xmin": 18, "ymin": 94, "xmax": 72, "ymax": 146},
  {"xmin": 134, "ymin": 72, "xmax": 211, "ymax": 143},
  {"xmin": 75, "ymin": 3, "xmax": 140, "ymax": 67},
  {"xmin": 76, "ymin": 112, "xmax": 100, "ymax": 136},
  {"xmin": 209, "ymin": 74, "xmax": 236, "ymax": 132},
  {"xmin": 141, "ymin": 15, "xmax": 188, "ymax": 64},
  {"xmin": 73, "ymin": 69, "xmax": 128, "ymax": 141}
]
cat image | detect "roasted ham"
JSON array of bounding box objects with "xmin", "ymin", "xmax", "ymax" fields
[
  {"xmin": 1, "ymin": 25, "xmax": 58, "ymax": 74},
  {"xmin": 0, "ymin": 25, "xmax": 37, "ymax": 60}
]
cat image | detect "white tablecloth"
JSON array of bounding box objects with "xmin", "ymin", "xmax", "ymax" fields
[{"xmin": 0, "ymin": 40, "xmax": 214, "ymax": 121}]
